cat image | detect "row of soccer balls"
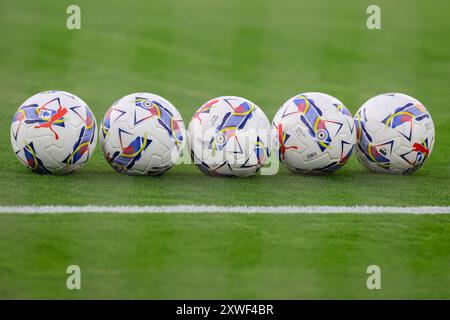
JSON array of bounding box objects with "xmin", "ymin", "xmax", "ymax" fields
[{"xmin": 10, "ymin": 90, "xmax": 435, "ymax": 176}]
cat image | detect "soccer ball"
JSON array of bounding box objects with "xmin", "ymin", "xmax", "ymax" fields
[
  {"xmin": 272, "ymin": 92, "xmax": 356, "ymax": 174},
  {"xmin": 354, "ymin": 93, "xmax": 435, "ymax": 174},
  {"xmin": 10, "ymin": 90, "xmax": 97, "ymax": 174},
  {"xmin": 100, "ymin": 92, "xmax": 185, "ymax": 175},
  {"xmin": 188, "ymin": 96, "xmax": 271, "ymax": 177}
]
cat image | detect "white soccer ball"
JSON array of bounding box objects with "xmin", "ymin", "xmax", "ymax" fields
[
  {"xmin": 188, "ymin": 96, "xmax": 271, "ymax": 177},
  {"xmin": 354, "ymin": 93, "xmax": 435, "ymax": 174},
  {"xmin": 10, "ymin": 90, "xmax": 97, "ymax": 174},
  {"xmin": 100, "ymin": 92, "xmax": 185, "ymax": 175},
  {"xmin": 272, "ymin": 92, "xmax": 356, "ymax": 174}
]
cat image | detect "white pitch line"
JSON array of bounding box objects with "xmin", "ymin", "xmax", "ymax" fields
[{"xmin": 0, "ymin": 205, "xmax": 449, "ymax": 214}]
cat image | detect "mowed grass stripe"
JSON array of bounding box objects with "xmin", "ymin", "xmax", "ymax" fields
[
  {"xmin": 0, "ymin": 214, "xmax": 449, "ymax": 299},
  {"xmin": 0, "ymin": 205, "xmax": 449, "ymax": 214}
]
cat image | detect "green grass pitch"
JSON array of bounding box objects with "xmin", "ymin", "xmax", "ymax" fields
[{"xmin": 0, "ymin": 0, "xmax": 449, "ymax": 298}]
